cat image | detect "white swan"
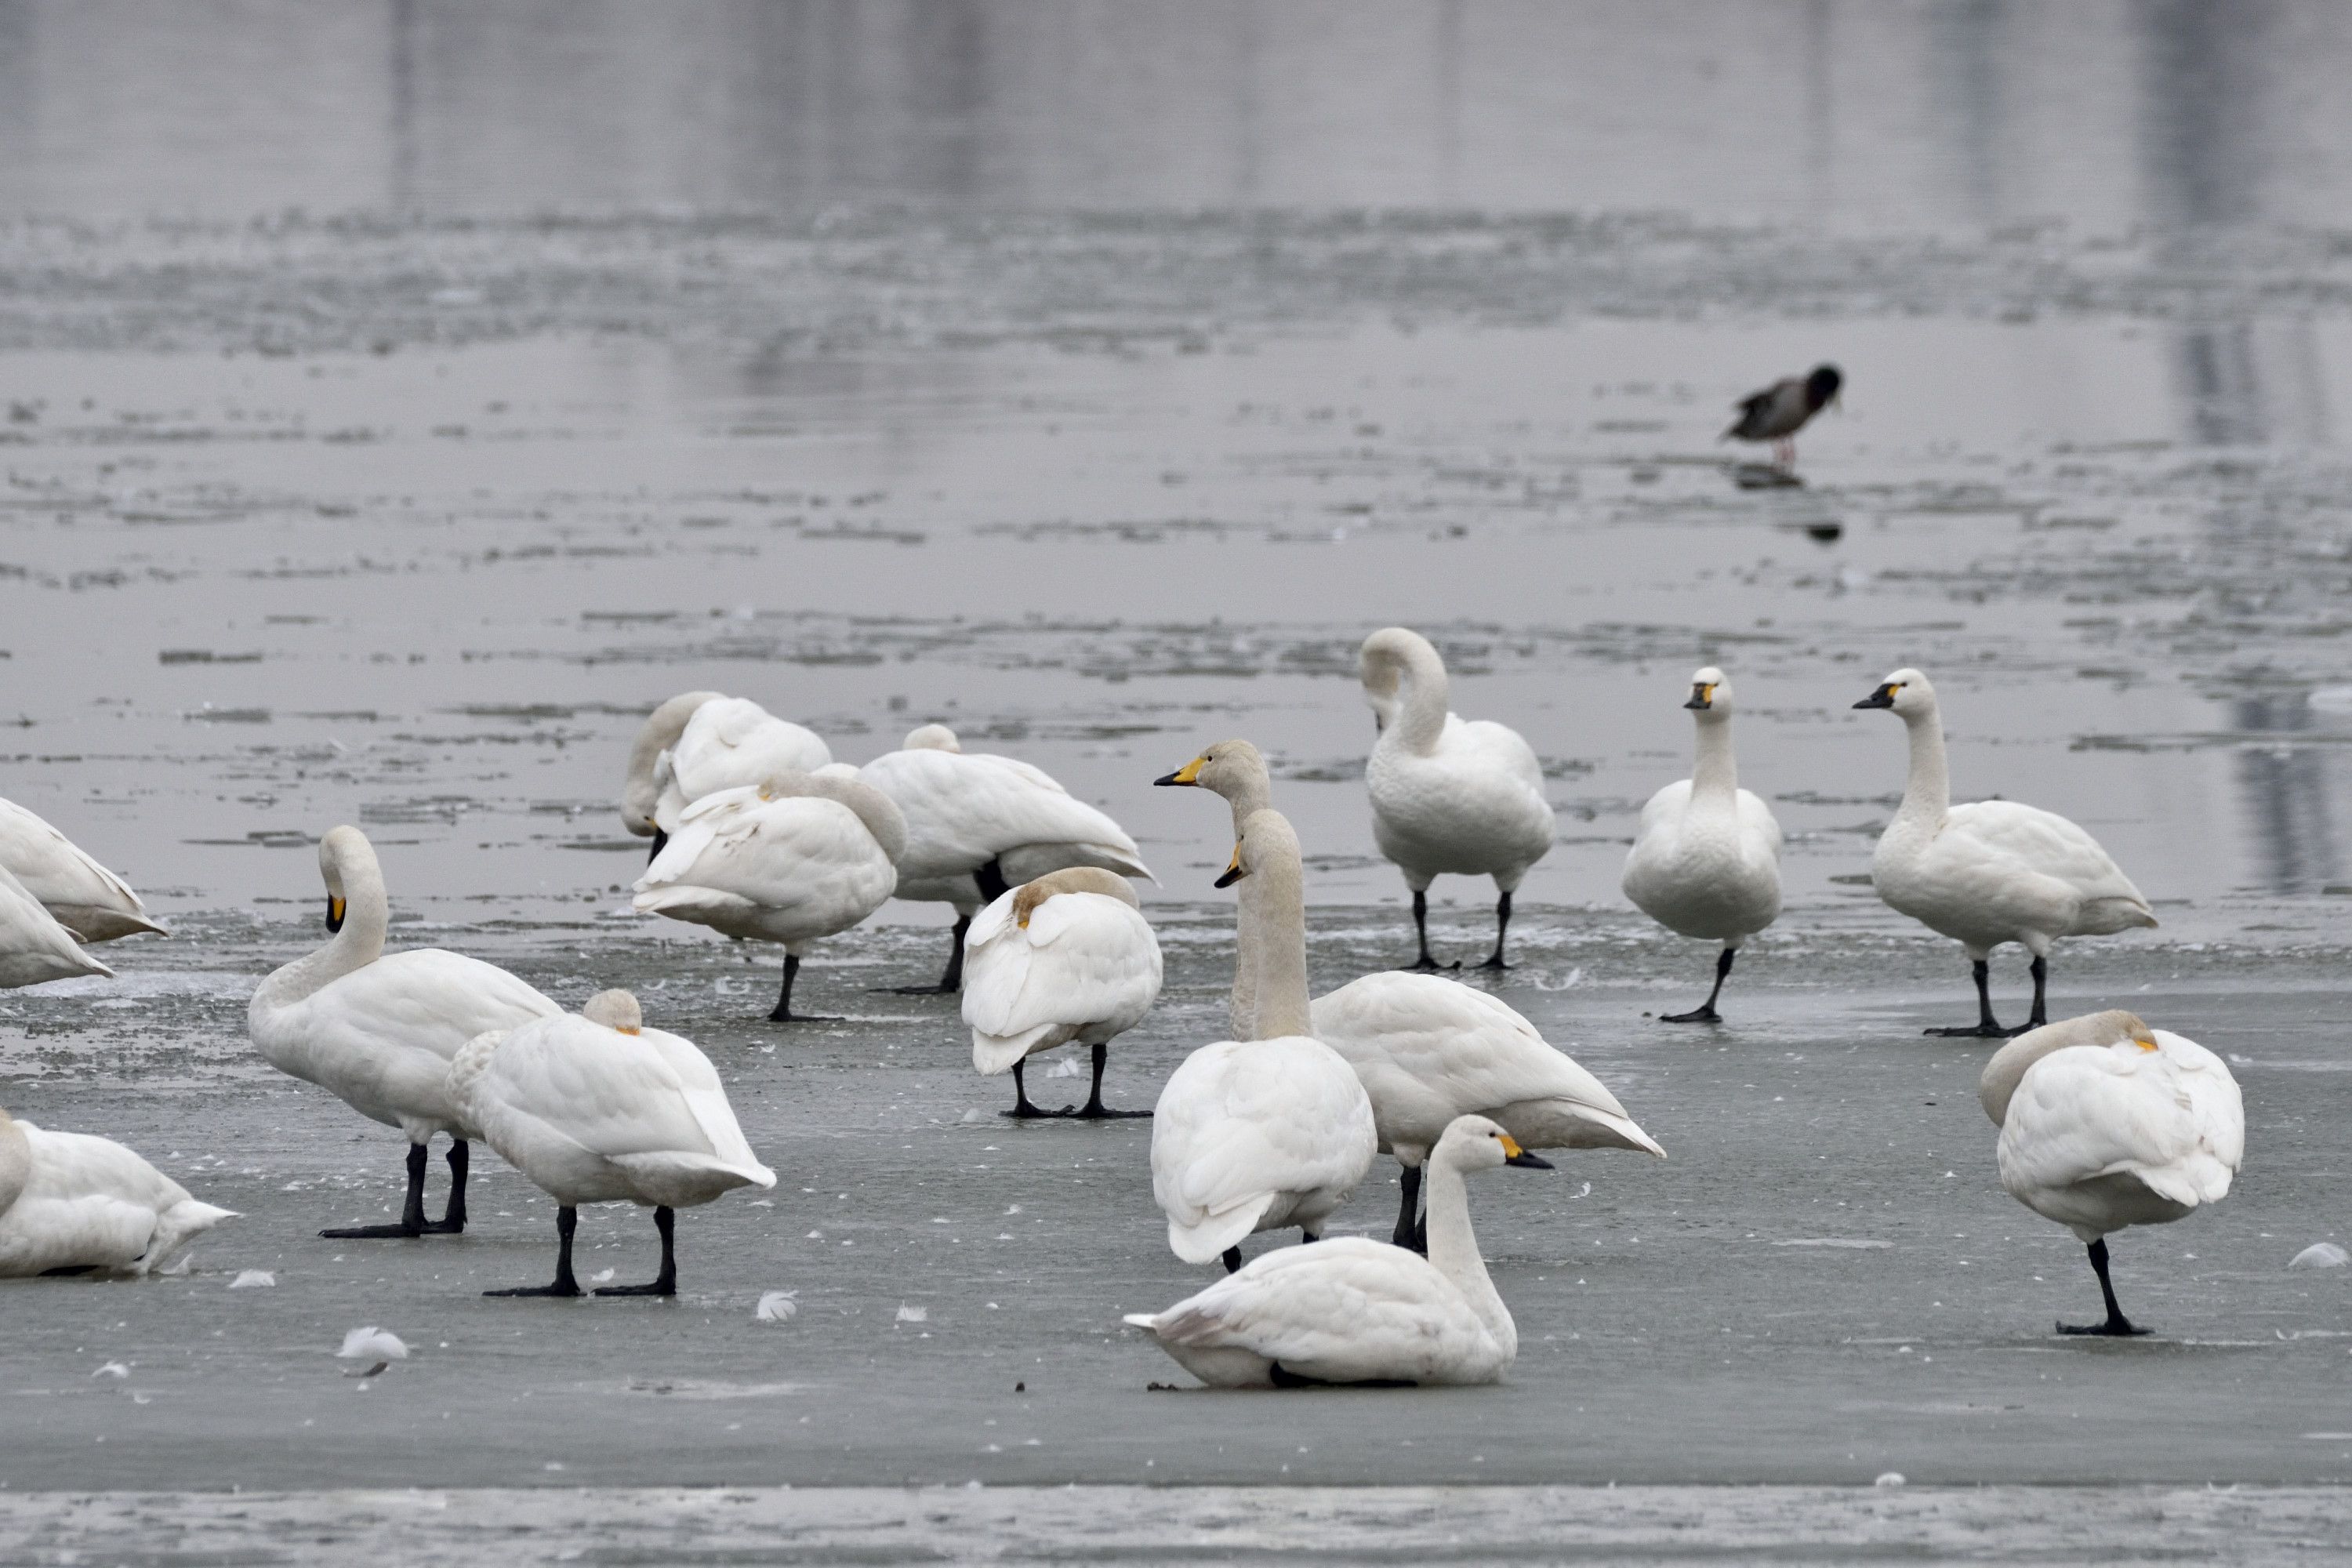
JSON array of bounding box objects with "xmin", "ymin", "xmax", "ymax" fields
[
  {"xmin": 633, "ymin": 770, "xmax": 905, "ymax": 1022},
  {"xmin": 1857, "ymin": 669, "xmax": 2157, "ymax": 1036},
  {"xmin": 1151, "ymin": 808, "xmax": 1376, "ymax": 1272},
  {"xmin": 0, "ymin": 797, "xmax": 163, "ymax": 942},
  {"xmin": 620, "ymin": 691, "xmax": 831, "ymax": 854},
  {"xmin": 1160, "ymin": 739, "xmax": 1664, "ymax": 1247},
  {"xmin": 860, "ymin": 724, "xmax": 1153, "ymax": 993},
  {"xmin": 0, "ymin": 1107, "xmax": 234, "ymax": 1276},
  {"xmin": 1126, "ymin": 1114, "xmax": 1549, "ymax": 1387},
  {"xmin": 249, "ymin": 826, "xmax": 561, "ymax": 1238},
  {"xmin": 451, "ymin": 989, "xmax": 776, "ymax": 1298},
  {"xmin": 0, "ymin": 862, "xmax": 111, "ymax": 989},
  {"xmin": 1979, "ymin": 1010, "xmax": 2242, "ymax": 1336},
  {"xmin": 1621, "ymin": 667, "xmax": 1783, "ymax": 1023},
  {"xmin": 1359, "ymin": 628, "xmax": 1554, "ymax": 970},
  {"xmin": 962, "ymin": 867, "xmax": 1162, "ymax": 1120}
]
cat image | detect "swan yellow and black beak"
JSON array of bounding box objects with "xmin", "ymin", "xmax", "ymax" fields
[
  {"xmin": 1213, "ymin": 844, "xmax": 1245, "ymax": 888},
  {"xmin": 1155, "ymin": 756, "xmax": 1207, "ymax": 788},
  {"xmin": 325, "ymin": 895, "xmax": 346, "ymax": 934},
  {"xmin": 1500, "ymin": 1133, "xmax": 1552, "ymax": 1170},
  {"xmin": 1684, "ymin": 681, "xmax": 1718, "ymax": 710},
  {"xmin": 1853, "ymin": 681, "xmax": 1900, "ymax": 710}
]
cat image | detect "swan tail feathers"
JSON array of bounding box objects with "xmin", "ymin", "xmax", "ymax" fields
[
  {"xmin": 1573, "ymin": 1106, "xmax": 1667, "ymax": 1158},
  {"xmin": 608, "ymin": 1150, "xmax": 779, "ymax": 1192},
  {"xmin": 1167, "ymin": 1194, "xmax": 1276, "ymax": 1265},
  {"xmin": 971, "ymin": 1024, "xmax": 1061, "ymax": 1076},
  {"xmin": 1121, "ymin": 1312, "xmax": 1162, "ymax": 1331},
  {"xmin": 143, "ymin": 1199, "xmax": 237, "ymax": 1273}
]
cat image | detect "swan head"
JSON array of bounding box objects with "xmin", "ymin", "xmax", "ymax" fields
[
  {"xmin": 622, "ymin": 691, "xmax": 722, "ymax": 836},
  {"xmin": 1684, "ymin": 666, "xmax": 1733, "ymax": 717},
  {"xmin": 583, "ymin": 989, "xmax": 644, "ymax": 1035},
  {"xmin": 1854, "ymin": 666, "xmax": 1934, "ymax": 720},
  {"xmin": 318, "ymin": 825, "xmax": 376, "ymax": 933},
  {"xmin": 904, "ymin": 724, "xmax": 961, "ymax": 753},
  {"xmin": 1978, "ymin": 1009, "xmax": 2156, "ymax": 1126},
  {"xmin": 1435, "ymin": 1114, "xmax": 1555, "ymax": 1174},
  {"xmin": 1011, "ymin": 866, "xmax": 1139, "ymax": 927},
  {"xmin": 1358, "ymin": 627, "xmax": 1443, "ymax": 733},
  {"xmin": 1154, "ymin": 739, "xmax": 1270, "ymax": 808}
]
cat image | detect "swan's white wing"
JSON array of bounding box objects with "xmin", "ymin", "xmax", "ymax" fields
[
  {"xmin": 1138, "ymin": 1238, "xmax": 1488, "ymax": 1381},
  {"xmin": 1455, "ymin": 717, "xmax": 1548, "ymax": 800},
  {"xmin": 862, "ymin": 750, "xmax": 1150, "ymax": 884},
  {"xmin": 963, "ymin": 892, "xmax": 1161, "ymax": 1041},
  {"xmin": 634, "ymin": 795, "xmax": 895, "ymax": 943},
  {"xmin": 479, "ymin": 1017, "xmax": 728, "ymax": 1163},
  {"xmin": 1152, "ymin": 1037, "xmax": 1375, "ymax": 1236},
  {"xmin": 1945, "ymin": 802, "xmax": 2153, "ymax": 926},
  {"xmin": 0, "ymin": 862, "xmax": 111, "ymax": 988},
  {"xmin": 1998, "ymin": 1039, "xmax": 2239, "ymax": 1211},
  {"xmin": 640, "ymin": 1025, "xmax": 769, "ymax": 1176},
  {"xmin": 674, "ymin": 698, "xmax": 832, "ymax": 800},
  {"xmin": 1736, "ymin": 786, "xmax": 1785, "ymax": 862},
  {"xmin": 1632, "ymin": 778, "xmax": 1692, "ymax": 842},
  {"xmin": 0, "ymin": 797, "xmax": 156, "ymax": 939}
]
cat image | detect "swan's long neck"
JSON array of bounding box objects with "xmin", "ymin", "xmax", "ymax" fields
[
  {"xmin": 1387, "ymin": 645, "xmax": 1451, "ymax": 757},
  {"xmin": 1690, "ymin": 716, "xmax": 1738, "ymax": 809},
  {"xmin": 1423, "ymin": 1156, "xmax": 1512, "ymax": 1355},
  {"xmin": 1894, "ymin": 706, "xmax": 1951, "ymax": 830},
  {"xmin": 1245, "ymin": 816, "xmax": 1312, "ymax": 1040},
  {"xmin": 1230, "ymin": 862, "xmax": 1261, "ymax": 1040},
  {"xmin": 257, "ymin": 845, "xmax": 390, "ymax": 1007}
]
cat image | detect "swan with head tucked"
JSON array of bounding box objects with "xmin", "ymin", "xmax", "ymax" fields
[
  {"xmin": 620, "ymin": 692, "xmax": 832, "ymax": 858},
  {"xmin": 1857, "ymin": 669, "xmax": 2156, "ymax": 1036},
  {"xmin": 962, "ymin": 868, "xmax": 1162, "ymax": 1120},
  {"xmin": 1979, "ymin": 1010, "xmax": 2241, "ymax": 1336},
  {"xmin": 1150, "ymin": 808, "xmax": 1376, "ymax": 1272},
  {"xmin": 1359, "ymin": 628, "xmax": 1554, "ymax": 971},
  {"xmin": 859, "ymin": 724, "xmax": 1153, "ymax": 994},
  {"xmin": 0, "ymin": 862, "xmax": 111, "ymax": 989},
  {"xmin": 1621, "ymin": 668, "xmax": 1783, "ymax": 1023},
  {"xmin": 249, "ymin": 826, "xmax": 561, "ymax": 1239},
  {"xmin": 0, "ymin": 1107, "xmax": 234, "ymax": 1277},
  {"xmin": 450, "ymin": 989, "xmax": 776, "ymax": 1298},
  {"xmin": 1160, "ymin": 739, "xmax": 1663, "ymax": 1249},
  {"xmin": 1126, "ymin": 1114, "xmax": 1550, "ymax": 1387},
  {"xmin": 633, "ymin": 769, "xmax": 904, "ymax": 1022},
  {"xmin": 0, "ymin": 797, "xmax": 163, "ymax": 943}
]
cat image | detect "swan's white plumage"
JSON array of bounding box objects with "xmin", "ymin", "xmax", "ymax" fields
[
  {"xmin": 0, "ymin": 1113, "xmax": 233, "ymax": 1276},
  {"xmin": 963, "ymin": 876, "xmax": 1161, "ymax": 1075},
  {"xmin": 1360, "ymin": 630, "xmax": 1552, "ymax": 895},
  {"xmin": 0, "ymin": 797, "xmax": 163, "ymax": 942},
  {"xmin": 0, "ymin": 862, "xmax": 111, "ymax": 989},
  {"xmin": 632, "ymin": 779, "xmax": 900, "ymax": 952},
  {"xmin": 652, "ymin": 697, "xmax": 832, "ymax": 833},
  {"xmin": 1621, "ymin": 669, "xmax": 1781, "ymax": 946}
]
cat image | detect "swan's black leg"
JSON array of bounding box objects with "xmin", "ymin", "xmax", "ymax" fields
[
  {"xmin": 1221, "ymin": 1247, "xmax": 1243, "ymax": 1274},
  {"xmin": 2023, "ymin": 956, "xmax": 2049, "ymax": 1032},
  {"xmin": 1401, "ymin": 890, "xmax": 1453, "ymax": 971},
  {"xmin": 1478, "ymin": 891, "xmax": 1513, "ymax": 970},
  {"xmin": 2058, "ymin": 1237, "xmax": 2147, "ymax": 1337},
  {"xmin": 770, "ymin": 953, "xmax": 840, "ymax": 1022},
  {"xmin": 597, "ymin": 1206, "xmax": 678, "ymax": 1297},
  {"xmin": 975, "ymin": 858, "xmax": 1010, "ymax": 905},
  {"xmin": 1074, "ymin": 1040, "xmax": 1149, "ymax": 1119},
  {"xmin": 422, "ymin": 1138, "xmax": 469, "ymax": 1234},
  {"xmin": 890, "ymin": 913, "xmax": 972, "ymax": 995},
  {"xmin": 1391, "ymin": 1163, "xmax": 1423, "ymax": 1250},
  {"xmin": 1662, "ymin": 947, "xmax": 1736, "ymax": 1024},
  {"xmin": 1002, "ymin": 1058, "xmax": 1074, "ymax": 1119},
  {"xmin": 321, "ymin": 1140, "xmax": 430, "ymax": 1239},
  {"xmin": 1926, "ymin": 957, "xmax": 2008, "ymax": 1037},
  {"xmin": 487, "ymin": 1205, "xmax": 583, "ymax": 1298}
]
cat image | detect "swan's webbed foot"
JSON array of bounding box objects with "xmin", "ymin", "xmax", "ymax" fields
[
  {"xmin": 1923, "ymin": 1022, "xmax": 2012, "ymax": 1038},
  {"xmin": 485, "ymin": 1279, "xmax": 583, "ymax": 1298},
  {"xmin": 1660, "ymin": 1004, "xmax": 1722, "ymax": 1024},
  {"xmin": 319, "ymin": 1222, "xmax": 425, "ymax": 1240},
  {"xmin": 1072, "ymin": 1102, "xmax": 1150, "ymax": 1120},
  {"xmin": 1399, "ymin": 954, "xmax": 1458, "ymax": 974},
  {"xmin": 1000, "ymin": 1102, "xmax": 1074, "ymax": 1119},
  {"xmin": 885, "ymin": 982, "xmax": 957, "ymax": 996},
  {"xmin": 590, "ymin": 1207, "xmax": 675, "ymax": 1297},
  {"xmin": 416, "ymin": 1217, "xmax": 466, "ymax": 1235},
  {"xmin": 1476, "ymin": 954, "xmax": 1512, "ymax": 971},
  {"xmin": 1221, "ymin": 1247, "xmax": 1243, "ymax": 1274},
  {"xmin": 768, "ymin": 1007, "xmax": 842, "ymax": 1023},
  {"xmin": 769, "ymin": 954, "xmax": 840, "ymax": 1022},
  {"xmin": 488, "ymin": 1207, "xmax": 583, "ymax": 1297},
  {"xmin": 2057, "ymin": 1316, "xmax": 2148, "ymax": 1337},
  {"xmin": 595, "ymin": 1280, "xmax": 677, "ymax": 1298}
]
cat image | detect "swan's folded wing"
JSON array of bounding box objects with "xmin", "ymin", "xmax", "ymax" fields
[
  {"xmin": 1148, "ymin": 1240, "xmax": 1471, "ymax": 1370},
  {"xmin": 1998, "ymin": 1044, "xmax": 2229, "ymax": 1208},
  {"xmin": 329, "ymin": 950, "xmax": 561, "ymax": 1065},
  {"xmin": 0, "ymin": 797, "xmax": 150, "ymax": 922},
  {"xmin": 972, "ymin": 894, "xmax": 1160, "ymax": 1039},
  {"xmin": 1315, "ymin": 974, "xmax": 1634, "ymax": 1124},
  {"xmin": 640, "ymin": 1026, "xmax": 771, "ymax": 1179},
  {"xmin": 1947, "ymin": 802, "xmax": 2151, "ymax": 914},
  {"xmin": 1736, "ymin": 786, "xmax": 1785, "ymax": 862},
  {"xmin": 1632, "ymin": 778, "xmax": 1693, "ymax": 842},
  {"xmin": 486, "ymin": 1020, "xmax": 729, "ymax": 1164},
  {"xmin": 1155, "ymin": 1039, "xmax": 1372, "ymax": 1222}
]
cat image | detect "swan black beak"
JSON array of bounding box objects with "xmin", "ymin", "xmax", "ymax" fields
[
  {"xmin": 648, "ymin": 829, "xmax": 668, "ymax": 864},
  {"xmin": 325, "ymin": 896, "xmax": 345, "ymax": 935},
  {"xmin": 1684, "ymin": 683, "xmax": 1715, "ymax": 710},
  {"xmin": 1504, "ymin": 1149, "xmax": 1552, "ymax": 1170},
  {"xmin": 1154, "ymin": 757, "xmax": 1205, "ymax": 788},
  {"xmin": 1213, "ymin": 845, "xmax": 1244, "ymax": 889},
  {"xmin": 1853, "ymin": 684, "xmax": 1898, "ymax": 710}
]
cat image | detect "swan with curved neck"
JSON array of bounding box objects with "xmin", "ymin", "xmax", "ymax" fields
[
  {"xmin": 249, "ymin": 826, "xmax": 561, "ymax": 1239},
  {"xmin": 1856, "ymin": 669, "xmax": 2155, "ymax": 1036},
  {"xmin": 962, "ymin": 866, "xmax": 1162, "ymax": 1119},
  {"xmin": 1359, "ymin": 628, "xmax": 1554, "ymax": 971},
  {"xmin": 1621, "ymin": 667, "xmax": 1783, "ymax": 1023},
  {"xmin": 1125, "ymin": 1114, "xmax": 1551, "ymax": 1387}
]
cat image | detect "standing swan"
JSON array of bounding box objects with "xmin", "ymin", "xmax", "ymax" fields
[
  {"xmin": 1126, "ymin": 1116, "xmax": 1550, "ymax": 1387},
  {"xmin": 962, "ymin": 868, "xmax": 1162, "ymax": 1120},
  {"xmin": 633, "ymin": 770, "xmax": 905, "ymax": 1022},
  {"xmin": 621, "ymin": 692, "xmax": 832, "ymax": 859},
  {"xmin": 0, "ymin": 862, "xmax": 111, "ymax": 989},
  {"xmin": 1151, "ymin": 810, "xmax": 1376, "ymax": 1272},
  {"xmin": 0, "ymin": 1108, "xmax": 234, "ymax": 1276},
  {"xmin": 861, "ymin": 725, "xmax": 1153, "ymax": 994},
  {"xmin": 249, "ymin": 826, "xmax": 561, "ymax": 1238},
  {"xmin": 1359, "ymin": 629, "xmax": 1554, "ymax": 970},
  {"xmin": 452, "ymin": 989, "xmax": 776, "ymax": 1298},
  {"xmin": 1622, "ymin": 668, "xmax": 1783, "ymax": 1023},
  {"xmin": 0, "ymin": 797, "xmax": 164, "ymax": 942},
  {"xmin": 1856, "ymin": 670, "xmax": 2156, "ymax": 1036},
  {"xmin": 1979, "ymin": 1010, "xmax": 2241, "ymax": 1336}
]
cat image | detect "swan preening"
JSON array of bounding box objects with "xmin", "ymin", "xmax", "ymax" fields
[
  {"xmin": 621, "ymin": 692, "xmax": 832, "ymax": 855},
  {"xmin": 862, "ymin": 724, "xmax": 1152, "ymax": 994},
  {"xmin": 1979, "ymin": 1011, "xmax": 2242, "ymax": 1336},
  {"xmin": 1622, "ymin": 668, "xmax": 1783, "ymax": 1023},
  {"xmin": 1359, "ymin": 629, "xmax": 1553, "ymax": 971},
  {"xmin": 962, "ymin": 867, "xmax": 1162, "ymax": 1119},
  {"xmin": 452, "ymin": 989, "xmax": 775, "ymax": 1298},
  {"xmin": 249, "ymin": 826, "xmax": 561, "ymax": 1237},
  {"xmin": 0, "ymin": 1109, "xmax": 233, "ymax": 1276},
  {"xmin": 1150, "ymin": 810, "xmax": 1376, "ymax": 1272},
  {"xmin": 1857, "ymin": 669, "xmax": 2155, "ymax": 1036},
  {"xmin": 1127, "ymin": 1115, "xmax": 1548, "ymax": 1387},
  {"xmin": 633, "ymin": 770, "xmax": 906, "ymax": 1022}
]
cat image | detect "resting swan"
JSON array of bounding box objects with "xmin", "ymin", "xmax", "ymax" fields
[
  {"xmin": 860, "ymin": 725, "xmax": 1153, "ymax": 993},
  {"xmin": 249, "ymin": 826, "xmax": 561, "ymax": 1238},
  {"xmin": 1359, "ymin": 628, "xmax": 1554, "ymax": 970},
  {"xmin": 1979, "ymin": 1010, "xmax": 2241, "ymax": 1336},
  {"xmin": 0, "ymin": 1107, "xmax": 234, "ymax": 1276},
  {"xmin": 1621, "ymin": 668, "xmax": 1783, "ymax": 1022},
  {"xmin": 633, "ymin": 770, "xmax": 905, "ymax": 1022},
  {"xmin": 1126, "ymin": 1115, "xmax": 1549, "ymax": 1387},
  {"xmin": 0, "ymin": 862, "xmax": 111, "ymax": 989},
  {"xmin": 1857, "ymin": 669, "xmax": 2156, "ymax": 1036},
  {"xmin": 0, "ymin": 797, "xmax": 163, "ymax": 942},
  {"xmin": 620, "ymin": 691, "xmax": 831, "ymax": 856},
  {"xmin": 962, "ymin": 868, "xmax": 1162, "ymax": 1119},
  {"xmin": 1150, "ymin": 809, "xmax": 1376, "ymax": 1272},
  {"xmin": 451, "ymin": 989, "xmax": 775, "ymax": 1298},
  {"xmin": 1160, "ymin": 739, "xmax": 1663, "ymax": 1249}
]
